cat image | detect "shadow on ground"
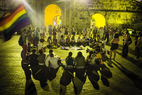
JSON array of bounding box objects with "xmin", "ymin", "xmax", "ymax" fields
[{"xmin": 111, "ymin": 60, "xmax": 142, "ymax": 91}]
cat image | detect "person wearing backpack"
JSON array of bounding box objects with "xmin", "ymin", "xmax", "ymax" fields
[
  {"xmin": 134, "ymin": 32, "xmax": 142, "ymax": 60},
  {"xmin": 21, "ymin": 29, "xmax": 28, "ymax": 64}
]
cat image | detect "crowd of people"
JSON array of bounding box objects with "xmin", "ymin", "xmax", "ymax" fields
[{"xmin": 20, "ymin": 24, "xmax": 142, "ymax": 94}]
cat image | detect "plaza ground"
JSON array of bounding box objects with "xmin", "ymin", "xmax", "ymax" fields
[{"xmin": 0, "ymin": 35, "xmax": 142, "ymax": 95}]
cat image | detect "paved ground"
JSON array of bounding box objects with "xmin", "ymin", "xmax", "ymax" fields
[{"xmin": 0, "ymin": 35, "xmax": 142, "ymax": 95}]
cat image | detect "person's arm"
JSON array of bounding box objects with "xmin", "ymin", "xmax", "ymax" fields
[{"xmin": 110, "ymin": 38, "xmax": 114, "ymax": 44}]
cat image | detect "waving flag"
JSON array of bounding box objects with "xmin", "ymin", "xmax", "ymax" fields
[{"xmin": 0, "ymin": 4, "xmax": 30, "ymax": 41}]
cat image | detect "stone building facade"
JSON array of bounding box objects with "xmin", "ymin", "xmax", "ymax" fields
[{"xmin": 0, "ymin": 0, "xmax": 142, "ymax": 30}]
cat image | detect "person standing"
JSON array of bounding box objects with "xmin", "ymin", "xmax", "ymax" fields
[
  {"xmin": 65, "ymin": 26, "xmax": 68, "ymax": 36},
  {"xmin": 27, "ymin": 27, "xmax": 32, "ymax": 44},
  {"xmin": 33, "ymin": 27, "xmax": 40, "ymax": 47},
  {"xmin": 22, "ymin": 29, "xmax": 29, "ymax": 64},
  {"xmin": 122, "ymin": 30, "xmax": 132, "ymax": 57},
  {"xmin": 108, "ymin": 28, "xmax": 114, "ymax": 45},
  {"xmin": 53, "ymin": 26, "xmax": 57, "ymax": 39},
  {"xmin": 48, "ymin": 25, "xmax": 53, "ymax": 36},
  {"xmin": 134, "ymin": 32, "xmax": 142, "ymax": 60},
  {"xmin": 110, "ymin": 33, "xmax": 119, "ymax": 60}
]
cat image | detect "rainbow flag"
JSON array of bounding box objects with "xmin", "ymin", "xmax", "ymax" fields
[{"xmin": 0, "ymin": 4, "xmax": 30, "ymax": 41}]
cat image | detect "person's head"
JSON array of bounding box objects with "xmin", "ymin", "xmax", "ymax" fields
[
  {"xmin": 49, "ymin": 49, "xmax": 53, "ymax": 54},
  {"xmin": 39, "ymin": 50, "xmax": 43, "ymax": 54},
  {"xmin": 23, "ymin": 29, "xmax": 27, "ymax": 34},
  {"xmin": 114, "ymin": 33, "xmax": 119, "ymax": 38},
  {"xmin": 72, "ymin": 36, "xmax": 74, "ymax": 39},
  {"xmin": 126, "ymin": 30, "xmax": 129, "ymax": 34},
  {"xmin": 32, "ymin": 49, "xmax": 36, "ymax": 54},
  {"xmin": 29, "ymin": 27, "xmax": 31, "ymax": 30},
  {"xmin": 28, "ymin": 43, "xmax": 31, "ymax": 47},
  {"xmin": 50, "ymin": 53, "xmax": 54, "ymax": 57},
  {"xmin": 78, "ymin": 37, "xmax": 80, "ymax": 39},
  {"xmin": 95, "ymin": 48, "xmax": 100, "ymax": 53},
  {"xmin": 96, "ymin": 41, "xmax": 99, "ymax": 45},
  {"xmin": 68, "ymin": 52, "xmax": 72, "ymax": 57},
  {"xmin": 77, "ymin": 52, "xmax": 83, "ymax": 57}
]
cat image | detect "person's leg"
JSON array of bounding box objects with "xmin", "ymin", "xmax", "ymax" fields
[
  {"xmin": 22, "ymin": 45, "xmax": 28, "ymax": 63},
  {"xmin": 110, "ymin": 50, "xmax": 112, "ymax": 60},
  {"xmin": 113, "ymin": 50, "xmax": 116, "ymax": 60},
  {"xmin": 137, "ymin": 47, "xmax": 140, "ymax": 59},
  {"xmin": 122, "ymin": 44, "xmax": 126, "ymax": 56},
  {"xmin": 126, "ymin": 44, "xmax": 128, "ymax": 56}
]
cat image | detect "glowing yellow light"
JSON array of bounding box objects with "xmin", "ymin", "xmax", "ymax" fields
[
  {"xmin": 44, "ymin": 4, "xmax": 61, "ymax": 31},
  {"xmin": 92, "ymin": 13, "xmax": 106, "ymax": 28}
]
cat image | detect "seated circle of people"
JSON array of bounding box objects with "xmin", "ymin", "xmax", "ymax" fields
[{"xmin": 20, "ymin": 26, "xmax": 121, "ymax": 93}]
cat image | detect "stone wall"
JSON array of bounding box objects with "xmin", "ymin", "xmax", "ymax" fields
[{"xmin": 72, "ymin": 0, "xmax": 142, "ymax": 30}]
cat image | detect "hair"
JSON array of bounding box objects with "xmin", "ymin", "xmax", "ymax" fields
[
  {"xmin": 23, "ymin": 29, "xmax": 26, "ymax": 31},
  {"xmin": 102, "ymin": 43, "xmax": 104, "ymax": 46},
  {"xmin": 28, "ymin": 43, "xmax": 31, "ymax": 46},
  {"xmin": 50, "ymin": 53, "xmax": 54, "ymax": 57},
  {"xmin": 68, "ymin": 52, "xmax": 72, "ymax": 57},
  {"xmin": 49, "ymin": 49, "xmax": 53, "ymax": 54},
  {"xmin": 32, "ymin": 49, "xmax": 36, "ymax": 54},
  {"xmin": 39, "ymin": 50, "xmax": 43, "ymax": 54},
  {"xmin": 29, "ymin": 27, "xmax": 31, "ymax": 29},
  {"xmin": 95, "ymin": 48, "xmax": 100, "ymax": 52},
  {"xmin": 126, "ymin": 30, "xmax": 129, "ymax": 34},
  {"xmin": 114, "ymin": 33, "xmax": 119, "ymax": 38},
  {"xmin": 77, "ymin": 52, "xmax": 83, "ymax": 57}
]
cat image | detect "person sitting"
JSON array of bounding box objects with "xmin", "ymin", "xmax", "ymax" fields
[
  {"xmin": 77, "ymin": 36, "xmax": 81, "ymax": 46},
  {"xmin": 28, "ymin": 49, "xmax": 39, "ymax": 68},
  {"xmin": 38, "ymin": 50, "xmax": 46, "ymax": 65},
  {"xmin": 86, "ymin": 51, "xmax": 96, "ymax": 68},
  {"xmin": 89, "ymin": 37, "xmax": 93, "ymax": 44},
  {"xmin": 48, "ymin": 53, "xmax": 60, "ymax": 80},
  {"xmin": 95, "ymin": 48, "xmax": 105, "ymax": 70},
  {"xmin": 75, "ymin": 52, "xmax": 86, "ymax": 77},
  {"xmin": 82, "ymin": 36, "xmax": 86, "ymax": 46},
  {"xmin": 47, "ymin": 36, "xmax": 52, "ymax": 48},
  {"xmin": 66, "ymin": 35, "xmax": 70, "ymax": 46},
  {"xmin": 100, "ymin": 44, "xmax": 108, "ymax": 61},
  {"xmin": 45, "ymin": 49, "xmax": 58, "ymax": 67},
  {"xmin": 53, "ymin": 38, "xmax": 57, "ymax": 46},
  {"xmin": 70, "ymin": 36, "xmax": 76, "ymax": 46},
  {"xmin": 60, "ymin": 35, "xmax": 65, "ymax": 46},
  {"xmin": 65, "ymin": 52, "xmax": 75, "ymax": 69}
]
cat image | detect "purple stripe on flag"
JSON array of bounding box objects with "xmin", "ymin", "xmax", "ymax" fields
[{"xmin": 4, "ymin": 18, "xmax": 30, "ymax": 41}]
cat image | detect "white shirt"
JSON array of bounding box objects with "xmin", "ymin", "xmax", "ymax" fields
[
  {"xmin": 102, "ymin": 47, "xmax": 107, "ymax": 55},
  {"xmin": 45, "ymin": 53, "xmax": 58, "ymax": 67},
  {"xmin": 38, "ymin": 42, "xmax": 43, "ymax": 51},
  {"xmin": 48, "ymin": 57, "xmax": 59, "ymax": 69},
  {"xmin": 77, "ymin": 39, "xmax": 81, "ymax": 42}
]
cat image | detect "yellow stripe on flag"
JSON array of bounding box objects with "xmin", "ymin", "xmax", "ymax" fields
[{"xmin": 0, "ymin": 9, "xmax": 26, "ymax": 31}]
